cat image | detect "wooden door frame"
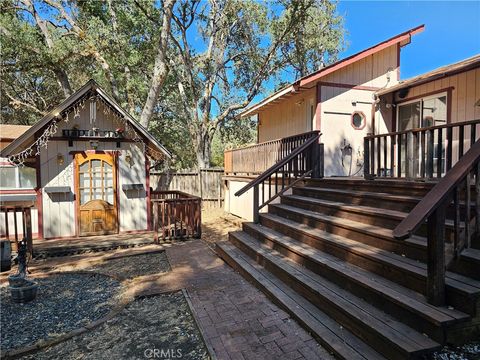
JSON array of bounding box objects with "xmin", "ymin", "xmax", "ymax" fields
[{"xmin": 73, "ymin": 150, "xmax": 119, "ymax": 237}]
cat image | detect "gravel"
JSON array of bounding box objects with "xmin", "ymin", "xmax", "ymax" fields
[
  {"xmin": 89, "ymin": 251, "xmax": 171, "ymax": 279},
  {"xmin": 433, "ymin": 342, "xmax": 480, "ymax": 360},
  {"xmin": 1, "ymin": 272, "xmax": 121, "ymax": 352},
  {"xmin": 21, "ymin": 291, "xmax": 210, "ymax": 360}
]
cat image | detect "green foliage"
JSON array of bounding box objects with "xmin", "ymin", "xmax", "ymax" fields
[{"xmin": 1, "ymin": 0, "xmax": 345, "ymax": 169}]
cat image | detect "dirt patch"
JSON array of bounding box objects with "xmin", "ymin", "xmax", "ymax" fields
[
  {"xmin": 89, "ymin": 251, "xmax": 171, "ymax": 280},
  {"xmin": 201, "ymin": 208, "xmax": 241, "ymax": 247},
  {"xmin": 21, "ymin": 291, "xmax": 210, "ymax": 360}
]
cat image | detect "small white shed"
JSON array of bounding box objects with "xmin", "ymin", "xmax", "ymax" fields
[{"xmin": 0, "ymin": 80, "xmax": 171, "ymax": 240}]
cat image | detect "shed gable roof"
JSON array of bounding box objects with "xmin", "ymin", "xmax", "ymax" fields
[{"xmin": 1, "ymin": 80, "xmax": 171, "ymax": 160}]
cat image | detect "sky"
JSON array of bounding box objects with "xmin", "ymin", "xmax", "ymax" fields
[{"xmin": 336, "ymin": 1, "xmax": 480, "ymax": 79}]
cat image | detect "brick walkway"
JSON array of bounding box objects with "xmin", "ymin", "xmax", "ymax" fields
[{"xmin": 131, "ymin": 240, "xmax": 334, "ymax": 360}]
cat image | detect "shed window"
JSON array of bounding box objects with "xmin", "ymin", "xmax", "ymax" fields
[
  {"xmin": 351, "ymin": 111, "xmax": 366, "ymax": 130},
  {"xmin": 0, "ymin": 165, "xmax": 36, "ymax": 189}
]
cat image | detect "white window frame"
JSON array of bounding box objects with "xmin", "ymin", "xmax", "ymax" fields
[{"xmin": 396, "ymin": 91, "xmax": 448, "ymax": 130}]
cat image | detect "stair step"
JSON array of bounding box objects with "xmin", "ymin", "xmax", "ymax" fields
[
  {"xmin": 242, "ymin": 221, "xmax": 470, "ymax": 341},
  {"xmin": 281, "ymin": 195, "xmax": 462, "ymax": 240},
  {"xmin": 293, "ymin": 186, "xmax": 422, "ymax": 212},
  {"xmin": 451, "ymin": 248, "xmax": 480, "ymax": 281},
  {"xmin": 303, "ymin": 178, "xmax": 436, "ymax": 197},
  {"xmin": 228, "ymin": 231, "xmax": 442, "ymax": 360},
  {"xmin": 260, "ymin": 210, "xmax": 480, "ymax": 316},
  {"xmin": 269, "ymin": 202, "xmax": 428, "ymax": 261},
  {"xmin": 216, "ymin": 242, "xmax": 385, "ymax": 360}
]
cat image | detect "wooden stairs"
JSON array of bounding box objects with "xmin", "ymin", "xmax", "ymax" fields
[{"xmin": 217, "ymin": 178, "xmax": 480, "ymax": 360}]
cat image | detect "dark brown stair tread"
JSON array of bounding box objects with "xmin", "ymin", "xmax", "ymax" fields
[
  {"xmin": 270, "ymin": 203, "xmax": 425, "ymax": 250},
  {"xmin": 230, "ymin": 231, "xmax": 441, "ymax": 356},
  {"xmin": 461, "ymin": 248, "xmax": 480, "ymax": 262},
  {"xmin": 283, "ymin": 194, "xmax": 409, "ymax": 219},
  {"xmin": 305, "ymin": 178, "xmax": 437, "ymax": 189},
  {"xmin": 298, "ymin": 186, "xmax": 423, "ymax": 203},
  {"xmin": 244, "ymin": 221, "xmax": 470, "ymax": 326},
  {"xmin": 216, "ymin": 242, "xmax": 385, "ymax": 360},
  {"xmin": 283, "ymin": 195, "xmax": 460, "ymax": 230},
  {"xmin": 262, "ymin": 208, "xmax": 480, "ymax": 296}
]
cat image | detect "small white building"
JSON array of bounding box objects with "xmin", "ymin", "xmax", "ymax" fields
[{"xmin": 0, "ymin": 80, "xmax": 170, "ymax": 240}]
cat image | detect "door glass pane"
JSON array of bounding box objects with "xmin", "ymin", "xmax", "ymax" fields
[
  {"xmin": 398, "ymin": 102, "xmax": 421, "ymax": 131},
  {"xmin": 80, "ymin": 161, "xmax": 89, "ymax": 173},
  {"xmin": 91, "ymin": 160, "xmax": 101, "ymax": 170},
  {"xmin": 92, "ymin": 175, "xmax": 102, "ymax": 188},
  {"xmin": 105, "ymin": 174, "xmax": 113, "ymax": 187},
  {"xmin": 80, "ymin": 189, "xmax": 89, "ymax": 205},
  {"xmin": 105, "ymin": 188, "xmax": 114, "ymax": 204},
  {"xmin": 80, "ymin": 172, "xmax": 90, "ymax": 187},
  {"xmin": 422, "ymin": 96, "xmax": 447, "ymax": 127},
  {"xmin": 92, "ymin": 190, "xmax": 102, "ymax": 200}
]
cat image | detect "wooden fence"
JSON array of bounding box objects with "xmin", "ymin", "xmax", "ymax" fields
[
  {"xmin": 150, "ymin": 168, "xmax": 224, "ymax": 208},
  {"xmin": 151, "ymin": 191, "xmax": 201, "ymax": 242}
]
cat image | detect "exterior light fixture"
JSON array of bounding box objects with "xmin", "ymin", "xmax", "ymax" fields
[
  {"xmin": 57, "ymin": 153, "xmax": 64, "ymax": 166},
  {"xmin": 125, "ymin": 153, "xmax": 133, "ymax": 166},
  {"xmin": 89, "ymin": 140, "xmax": 99, "ymax": 150}
]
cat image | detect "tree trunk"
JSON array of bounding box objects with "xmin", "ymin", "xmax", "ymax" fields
[
  {"xmin": 196, "ymin": 131, "xmax": 211, "ymax": 169},
  {"xmin": 139, "ymin": 0, "xmax": 175, "ymax": 128}
]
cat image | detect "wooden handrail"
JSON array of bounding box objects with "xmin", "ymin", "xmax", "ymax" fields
[
  {"xmin": 366, "ymin": 119, "xmax": 480, "ymax": 139},
  {"xmin": 225, "ymin": 130, "xmax": 320, "ymax": 153},
  {"xmin": 234, "ymin": 131, "xmax": 321, "ymax": 197},
  {"xmin": 393, "ymin": 139, "xmax": 480, "ymax": 240}
]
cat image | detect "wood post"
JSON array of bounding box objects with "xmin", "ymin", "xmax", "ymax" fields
[
  {"xmin": 427, "ymin": 207, "xmax": 446, "ymax": 306},
  {"xmin": 253, "ymin": 185, "xmax": 259, "ymax": 223},
  {"xmin": 24, "ymin": 208, "xmax": 33, "ymax": 258},
  {"xmin": 364, "ymin": 137, "xmax": 370, "ymax": 179}
]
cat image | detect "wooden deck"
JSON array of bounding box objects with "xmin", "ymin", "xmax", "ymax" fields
[{"xmin": 32, "ymin": 232, "xmax": 156, "ymax": 258}]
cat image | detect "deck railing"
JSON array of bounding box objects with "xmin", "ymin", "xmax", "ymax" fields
[
  {"xmin": 364, "ymin": 119, "xmax": 480, "ymax": 179},
  {"xmin": 151, "ymin": 191, "xmax": 201, "ymax": 242},
  {"xmin": 224, "ymin": 131, "xmax": 321, "ymax": 175},
  {"xmin": 393, "ymin": 139, "xmax": 480, "ymax": 305},
  {"xmin": 235, "ymin": 132, "xmax": 323, "ymax": 222},
  {"xmin": 0, "ymin": 206, "xmax": 33, "ymax": 255}
]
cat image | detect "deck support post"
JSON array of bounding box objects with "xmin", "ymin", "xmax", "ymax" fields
[
  {"xmin": 426, "ymin": 206, "xmax": 446, "ymax": 306},
  {"xmin": 253, "ymin": 185, "xmax": 259, "ymax": 223},
  {"xmin": 364, "ymin": 137, "xmax": 371, "ymax": 179}
]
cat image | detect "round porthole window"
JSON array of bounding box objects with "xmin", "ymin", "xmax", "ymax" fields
[{"xmin": 351, "ymin": 111, "xmax": 366, "ymax": 130}]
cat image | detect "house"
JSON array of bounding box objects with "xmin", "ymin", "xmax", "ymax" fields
[
  {"xmin": 0, "ymin": 80, "xmax": 171, "ymax": 240},
  {"xmin": 225, "ymin": 25, "xmax": 425, "ymax": 220},
  {"xmin": 218, "ymin": 25, "xmax": 480, "ymax": 358},
  {"xmin": 0, "ymin": 125, "xmax": 31, "ymax": 150}
]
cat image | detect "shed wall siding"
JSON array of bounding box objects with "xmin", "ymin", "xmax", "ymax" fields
[{"xmin": 40, "ymin": 100, "xmax": 148, "ymax": 238}]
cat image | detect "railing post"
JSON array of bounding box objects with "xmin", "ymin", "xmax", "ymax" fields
[
  {"xmin": 318, "ymin": 143, "xmax": 324, "ymax": 178},
  {"xmin": 311, "ymin": 142, "xmax": 323, "ymax": 179},
  {"xmin": 153, "ymin": 202, "xmax": 159, "ymax": 243},
  {"xmin": 24, "ymin": 207, "xmax": 33, "ymax": 258},
  {"xmin": 427, "ymin": 206, "xmax": 446, "ymax": 306},
  {"xmin": 364, "ymin": 137, "xmax": 370, "ymax": 179},
  {"xmin": 253, "ymin": 185, "xmax": 259, "ymax": 223}
]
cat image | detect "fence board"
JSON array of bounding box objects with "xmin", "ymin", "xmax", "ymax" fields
[{"xmin": 150, "ymin": 168, "xmax": 224, "ymax": 208}]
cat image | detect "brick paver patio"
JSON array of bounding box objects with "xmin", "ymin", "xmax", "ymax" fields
[{"xmin": 131, "ymin": 240, "xmax": 334, "ymax": 360}]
